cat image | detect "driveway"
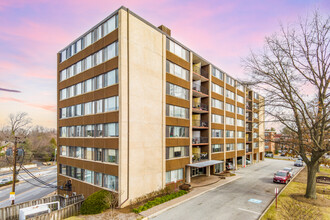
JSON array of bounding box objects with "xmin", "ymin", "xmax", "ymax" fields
[{"xmin": 151, "ymin": 159, "xmax": 302, "ymax": 220}]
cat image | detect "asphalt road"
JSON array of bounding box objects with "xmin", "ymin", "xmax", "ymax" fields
[
  {"xmin": 152, "ymin": 159, "xmax": 302, "ymax": 220},
  {"xmin": 0, "ymin": 166, "xmax": 57, "ymax": 208}
]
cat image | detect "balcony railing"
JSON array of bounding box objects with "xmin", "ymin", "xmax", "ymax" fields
[
  {"xmin": 246, "ymin": 117, "xmax": 252, "ymax": 121},
  {"xmin": 192, "ymin": 137, "xmax": 208, "ymax": 144},
  {"xmin": 246, "ymin": 137, "xmax": 252, "ymax": 142},
  {"xmin": 246, "ymin": 147, "xmax": 252, "ymax": 153},
  {"xmin": 193, "ymin": 69, "xmax": 209, "ymax": 79},
  {"xmin": 192, "ymin": 120, "xmax": 208, "ymax": 128},
  {"xmin": 192, "ymin": 152, "xmax": 208, "ymax": 163},
  {"xmin": 192, "ymin": 101, "xmax": 208, "ymax": 111},
  {"xmin": 193, "ymin": 83, "xmax": 208, "ymax": 94}
]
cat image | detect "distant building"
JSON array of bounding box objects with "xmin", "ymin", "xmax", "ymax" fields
[{"xmin": 264, "ymin": 130, "xmax": 276, "ymax": 153}]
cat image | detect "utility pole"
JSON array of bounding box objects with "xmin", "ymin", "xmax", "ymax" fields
[{"xmin": 11, "ymin": 136, "xmax": 18, "ymax": 205}]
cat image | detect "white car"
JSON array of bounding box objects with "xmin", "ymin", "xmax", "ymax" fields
[
  {"xmin": 0, "ymin": 178, "xmax": 11, "ymax": 185},
  {"xmin": 283, "ymin": 167, "xmax": 294, "ymax": 177}
]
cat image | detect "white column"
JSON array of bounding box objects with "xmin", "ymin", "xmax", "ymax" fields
[
  {"xmin": 206, "ymin": 166, "xmax": 210, "ymax": 176},
  {"xmin": 243, "ymin": 155, "xmax": 246, "ymax": 167},
  {"xmin": 186, "ymin": 167, "xmax": 191, "ymax": 183}
]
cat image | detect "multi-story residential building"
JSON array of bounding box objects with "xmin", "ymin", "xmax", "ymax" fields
[
  {"xmin": 264, "ymin": 130, "xmax": 276, "ymax": 153},
  {"xmin": 57, "ymin": 6, "xmax": 265, "ymax": 207}
]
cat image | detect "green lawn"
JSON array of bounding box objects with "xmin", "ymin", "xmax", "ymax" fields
[{"xmin": 262, "ymin": 167, "xmax": 330, "ymax": 220}]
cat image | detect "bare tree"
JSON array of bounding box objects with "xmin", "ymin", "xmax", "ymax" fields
[{"xmin": 243, "ymin": 11, "xmax": 330, "ymax": 199}]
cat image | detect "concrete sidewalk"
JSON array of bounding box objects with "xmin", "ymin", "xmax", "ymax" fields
[{"xmin": 140, "ymin": 175, "xmax": 241, "ymax": 219}]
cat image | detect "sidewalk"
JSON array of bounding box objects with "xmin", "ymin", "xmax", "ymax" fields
[{"xmin": 140, "ymin": 174, "xmax": 241, "ymax": 218}]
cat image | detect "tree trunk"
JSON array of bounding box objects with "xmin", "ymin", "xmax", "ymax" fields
[{"xmin": 305, "ymin": 162, "xmax": 318, "ymax": 199}]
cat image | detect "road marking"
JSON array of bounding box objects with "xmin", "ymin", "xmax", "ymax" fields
[
  {"xmin": 0, "ymin": 178, "xmax": 57, "ymax": 204},
  {"xmin": 238, "ymin": 208, "xmax": 261, "ymax": 215},
  {"xmin": 248, "ymin": 198, "xmax": 262, "ymax": 204}
]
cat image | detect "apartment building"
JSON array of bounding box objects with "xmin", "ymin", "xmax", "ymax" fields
[
  {"xmin": 57, "ymin": 6, "xmax": 265, "ymax": 207},
  {"xmin": 264, "ymin": 130, "xmax": 276, "ymax": 153}
]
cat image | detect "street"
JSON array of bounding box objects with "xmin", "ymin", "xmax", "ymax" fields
[
  {"xmin": 152, "ymin": 159, "xmax": 303, "ymax": 220},
  {"xmin": 0, "ymin": 165, "xmax": 57, "ymax": 208}
]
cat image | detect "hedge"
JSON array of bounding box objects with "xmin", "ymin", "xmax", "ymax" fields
[
  {"xmin": 133, "ymin": 190, "xmax": 187, "ymax": 213},
  {"xmin": 0, "ymin": 180, "xmax": 19, "ymax": 188},
  {"xmin": 80, "ymin": 190, "xmax": 115, "ymax": 215}
]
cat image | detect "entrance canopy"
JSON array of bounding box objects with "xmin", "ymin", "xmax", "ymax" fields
[{"xmin": 186, "ymin": 160, "xmax": 223, "ymax": 168}]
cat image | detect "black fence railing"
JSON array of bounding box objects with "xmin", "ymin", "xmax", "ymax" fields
[
  {"xmin": 192, "ymin": 101, "xmax": 208, "ymax": 111},
  {"xmin": 193, "ymin": 83, "xmax": 208, "ymax": 94},
  {"xmin": 192, "ymin": 120, "xmax": 208, "ymax": 128},
  {"xmin": 192, "ymin": 137, "xmax": 208, "ymax": 144}
]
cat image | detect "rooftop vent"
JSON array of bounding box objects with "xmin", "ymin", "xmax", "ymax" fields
[{"xmin": 158, "ymin": 25, "xmax": 171, "ymax": 36}]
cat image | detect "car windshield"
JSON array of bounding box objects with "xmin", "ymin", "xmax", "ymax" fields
[{"xmin": 276, "ymin": 172, "xmax": 287, "ymax": 176}]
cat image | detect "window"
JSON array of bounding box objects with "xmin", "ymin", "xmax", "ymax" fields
[
  {"xmin": 86, "ymin": 148, "xmax": 93, "ymax": 160},
  {"xmin": 86, "ymin": 56, "xmax": 92, "ymax": 69},
  {"xmin": 85, "ymin": 32, "xmax": 92, "ymax": 47},
  {"xmin": 212, "ymin": 144, "xmax": 223, "ymax": 153},
  {"xmin": 166, "ymin": 104, "xmax": 189, "ymax": 119},
  {"xmin": 104, "ymin": 123, "xmax": 119, "ymax": 137},
  {"xmin": 166, "ymin": 39, "xmax": 189, "ymax": 61},
  {"xmin": 237, "ymin": 131, "xmax": 244, "ymax": 138},
  {"xmin": 253, "ymin": 132, "xmax": 258, "ymax": 138},
  {"xmin": 212, "ymin": 129, "xmax": 223, "ymax": 138},
  {"xmin": 103, "ymin": 15, "xmax": 117, "ymax": 36},
  {"xmin": 165, "ymin": 168, "xmax": 183, "ymax": 183},
  {"xmin": 61, "ymin": 50, "xmax": 67, "ymax": 62},
  {"xmin": 76, "ymin": 104, "xmax": 83, "ymax": 116},
  {"xmin": 60, "ymin": 127, "xmax": 67, "ymax": 137},
  {"xmin": 75, "ymin": 147, "xmax": 81, "ymax": 158},
  {"xmin": 237, "ymin": 95, "xmax": 244, "ymax": 103},
  {"xmin": 104, "ymin": 96, "xmax": 119, "ymax": 112},
  {"xmin": 76, "ymin": 167, "xmax": 82, "ymax": 180},
  {"xmin": 95, "ymin": 148, "xmax": 102, "ymax": 161},
  {"xmin": 253, "ymin": 102, "xmax": 259, "ymax": 109},
  {"xmin": 226, "ymin": 117, "xmax": 235, "ymax": 126},
  {"xmin": 60, "ymin": 164, "xmax": 66, "ymax": 175},
  {"xmin": 95, "ymin": 50, "xmax": 103, "ymax": 65},
  {"xmin": 166, "ymin": 146, "xmax": 189, "ymax": 159},
  {"xmin": 85, "ymin": 170, "xmax": 94, "ymax": 184},
  {"xmin": 237, "ymin": 143, "xmax": 244, "ymax": 150},
  {"xmin": 226, "ymin": 130, "xmax": 235, "ymax": 138},
  {"xmin": 103, "ymin": 149, "xmax": 118, "ymax": 163},
  {"xmin": 60, "ymin": 69, "xmax": 67, "ymax": 81},
  {"xmin": 60, "ymin": 88, "xmax": 67, "ymax": 100},
  {"xmin": 76, "ymin": 61, "xmax": 82, "ymax": 74},
  {"xmin": 105, "ymin": 69, "xmax": 118, "ymax": 87},
  {"xmin": 226, "ymin": 143, "xmax": 234, "ymax": 151},
  {"xmin": 85, "ymin": 79, "xmax": 94, "ymax": 93},
  {"xmin": 166, "ymin": 82, "xmax": 189, "ymax": 100},
  {"xmin": 226, "ymin": 90, "xmax": 235, "ymax": 100},
  {"xmin": 76, "ymin": 39, "xmax": 82, "ymax": 53},
  {"xmin": 237, "ymin": 107, "xmax": 244, "ymax": 115},
  {"xmin": 253, "ymin": 123, "xmax": 258, "ymax": 128},
  {"xmin": 212, "ymin": 114, "xmax": 224, "ymax": 124},
  {"xmin": 237, "ymin": 119, "xmax": 244, "ymax": 127},
  {"xmin": 95, "ymin": 100, "xmax": 103, "ymax": 113},
  {"xmin": 212, "ymin": 83, "xmax": 224, "ymax": 95},
  {"xmin": 166, "ymin": 60, "xmax": 189, "ymax": 81},
  {"xmin": 94, "ymin": 172, "xmax": 102, "ymax": 186},
  {"xmin": 214, "ymin": 163, "xmax": 224, "ymax": 173},
  {"xmin": 166, "ymin": 126, "xmax": 189, "ymax": 137},
  {"xmin": 226, "ymin": 76, "xmax": 235, "ymax": 87},
  {"xmin": 237, "ymin": 82, "xmax": 244, "ymax": 91},
  {"xmin": 104, "ymin": 42, "xmax": 117, "ymax": 61},
  {"xmin": 85, "ymin": 125, "xmax": 95, "ymax": 137},
  {"xmin": 253, "ymin": 112, "xmax": 259, "ymax": 119},
  {"xmin": 76, "ymin": 126, "xmax": 83, "ymax": 137},
  {"xmin": 60, "ymin": 146, "xmax": 67, "ymax": 156},
  {"xmin": 212, "ymin": 67, "xmax": 224, "ymax": 80},
  {"xmin": 76, "ymin": 83, "xmax": 82, "ymax": 96},
  {"xmin": 212, "ymin": 98, "xmax": 223, "ymax": 109},
  {"xmin": 254, "ymin": 93, "xmax": 259, "ymax": 99},
  {"xmin": 253, "ymin": 142, "xmax": 259, "ymax": 148},
  {"xmin": 103, "ymin": 174, "xmax": 118, "ymax": 191},
  {"xmin": 95, "ymin": 124, "xmax": 103, "ymax": 137},
  {"xmin": 226, "ymin": 103, "xmax": 235, "ymax": 113},
  {"xmin": 96, "ymin": 75, "xmax": 103, "ymax": 90},
  {"xmin": 84, "ymin": 102, "xmax": 94, "ymax": 115}
]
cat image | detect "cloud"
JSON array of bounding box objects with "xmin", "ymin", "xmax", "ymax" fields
[
  {"xmin": 0, "ymin": 97, "xmax": 56, "ymax": 112},
  {"xmin": 0, "ymin": 88, "xmax": 21, "ymax": 93}
]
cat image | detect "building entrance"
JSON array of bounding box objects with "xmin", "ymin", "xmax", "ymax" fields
[{"xmin": 191, "ymin": 167, "xmax": 206, "ymax": 177}]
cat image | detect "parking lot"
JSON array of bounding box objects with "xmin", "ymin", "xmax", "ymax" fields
[{"xmin": 152, "ymin": 158, "xmax": 303, "ymax": 220}]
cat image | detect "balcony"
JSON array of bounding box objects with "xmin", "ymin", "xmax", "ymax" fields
[
  {"xmin": 246, "ymin": 116, "xmax": 252, "ymax": 121},
  {"xmin": 192, "ymin": 83, "xmax": 208, "ymax": 97},
  {"xmin": 192, "ymin": 137, "xmax": 208, "ymax": 145},
  {"xmin": 192, "ymin": 120, "xmax": 208, "ymax": 129},
  {"xmin": 192, "ymin": 152, "xmax": 208, "ymax": 163},
  {"xmin": 193, "ymin": 70, "xmax": 209, "ymax": 82},
  {"xmin": 192, "ymin": 101, "xmax": 208, "ymax": 113},
  {"xmin": 246, "ymin": 137, "xmax": 252, "ymax": 142},
  {"xmin": 246, "ymin": 147, "xmax": 252, "ymax": 153}
]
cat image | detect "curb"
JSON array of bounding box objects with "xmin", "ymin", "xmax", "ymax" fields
[
  {"xmin": 143, "ymin": 176, "xmax": 241, "ymax": 219},
  {"xmin": 257, "ymin": 166, "xmax": 305, "ymax": 220}
]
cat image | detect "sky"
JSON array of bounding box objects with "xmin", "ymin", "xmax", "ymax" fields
[{"xmin": 0, "ymin": 0, "xmax": 329, "ymax": 129}]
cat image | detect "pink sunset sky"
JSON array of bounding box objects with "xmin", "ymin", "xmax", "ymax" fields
[{"xmin": 0, "ymin": 0, "xmax": 329, "ymax": 129}]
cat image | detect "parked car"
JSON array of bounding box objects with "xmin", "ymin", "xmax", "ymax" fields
[
  {"xmin": 281, "ymin": 152, "xmax": 286, "ymax": 156},
  {"xmin": 283, "ymin": 167, "xmax": 294, "ymax": 177},
  {"xmin": 226, "ymin": 162, "xmax": 234, "ymax": 170},
  {"xmin": 278, "ymin": 150, "xmax": 282, "ymax": 153},
  {"xmin": 246, "ymin": 159, "xmax": 251, "ymax": 165},
  {"xmin": 265, "ymin": 153, "xmax": 274, "ymax": 158},
  {"xmin": 0, "ymin": 178, "xmax": 11, "ymax": 185},
  {"xmin": 294, "ymin": 160, "xmax": 304, "ymax": 167},
  {"xmin": 273, "ymin": 170, "xmax": 291, "ymax": 184}
]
